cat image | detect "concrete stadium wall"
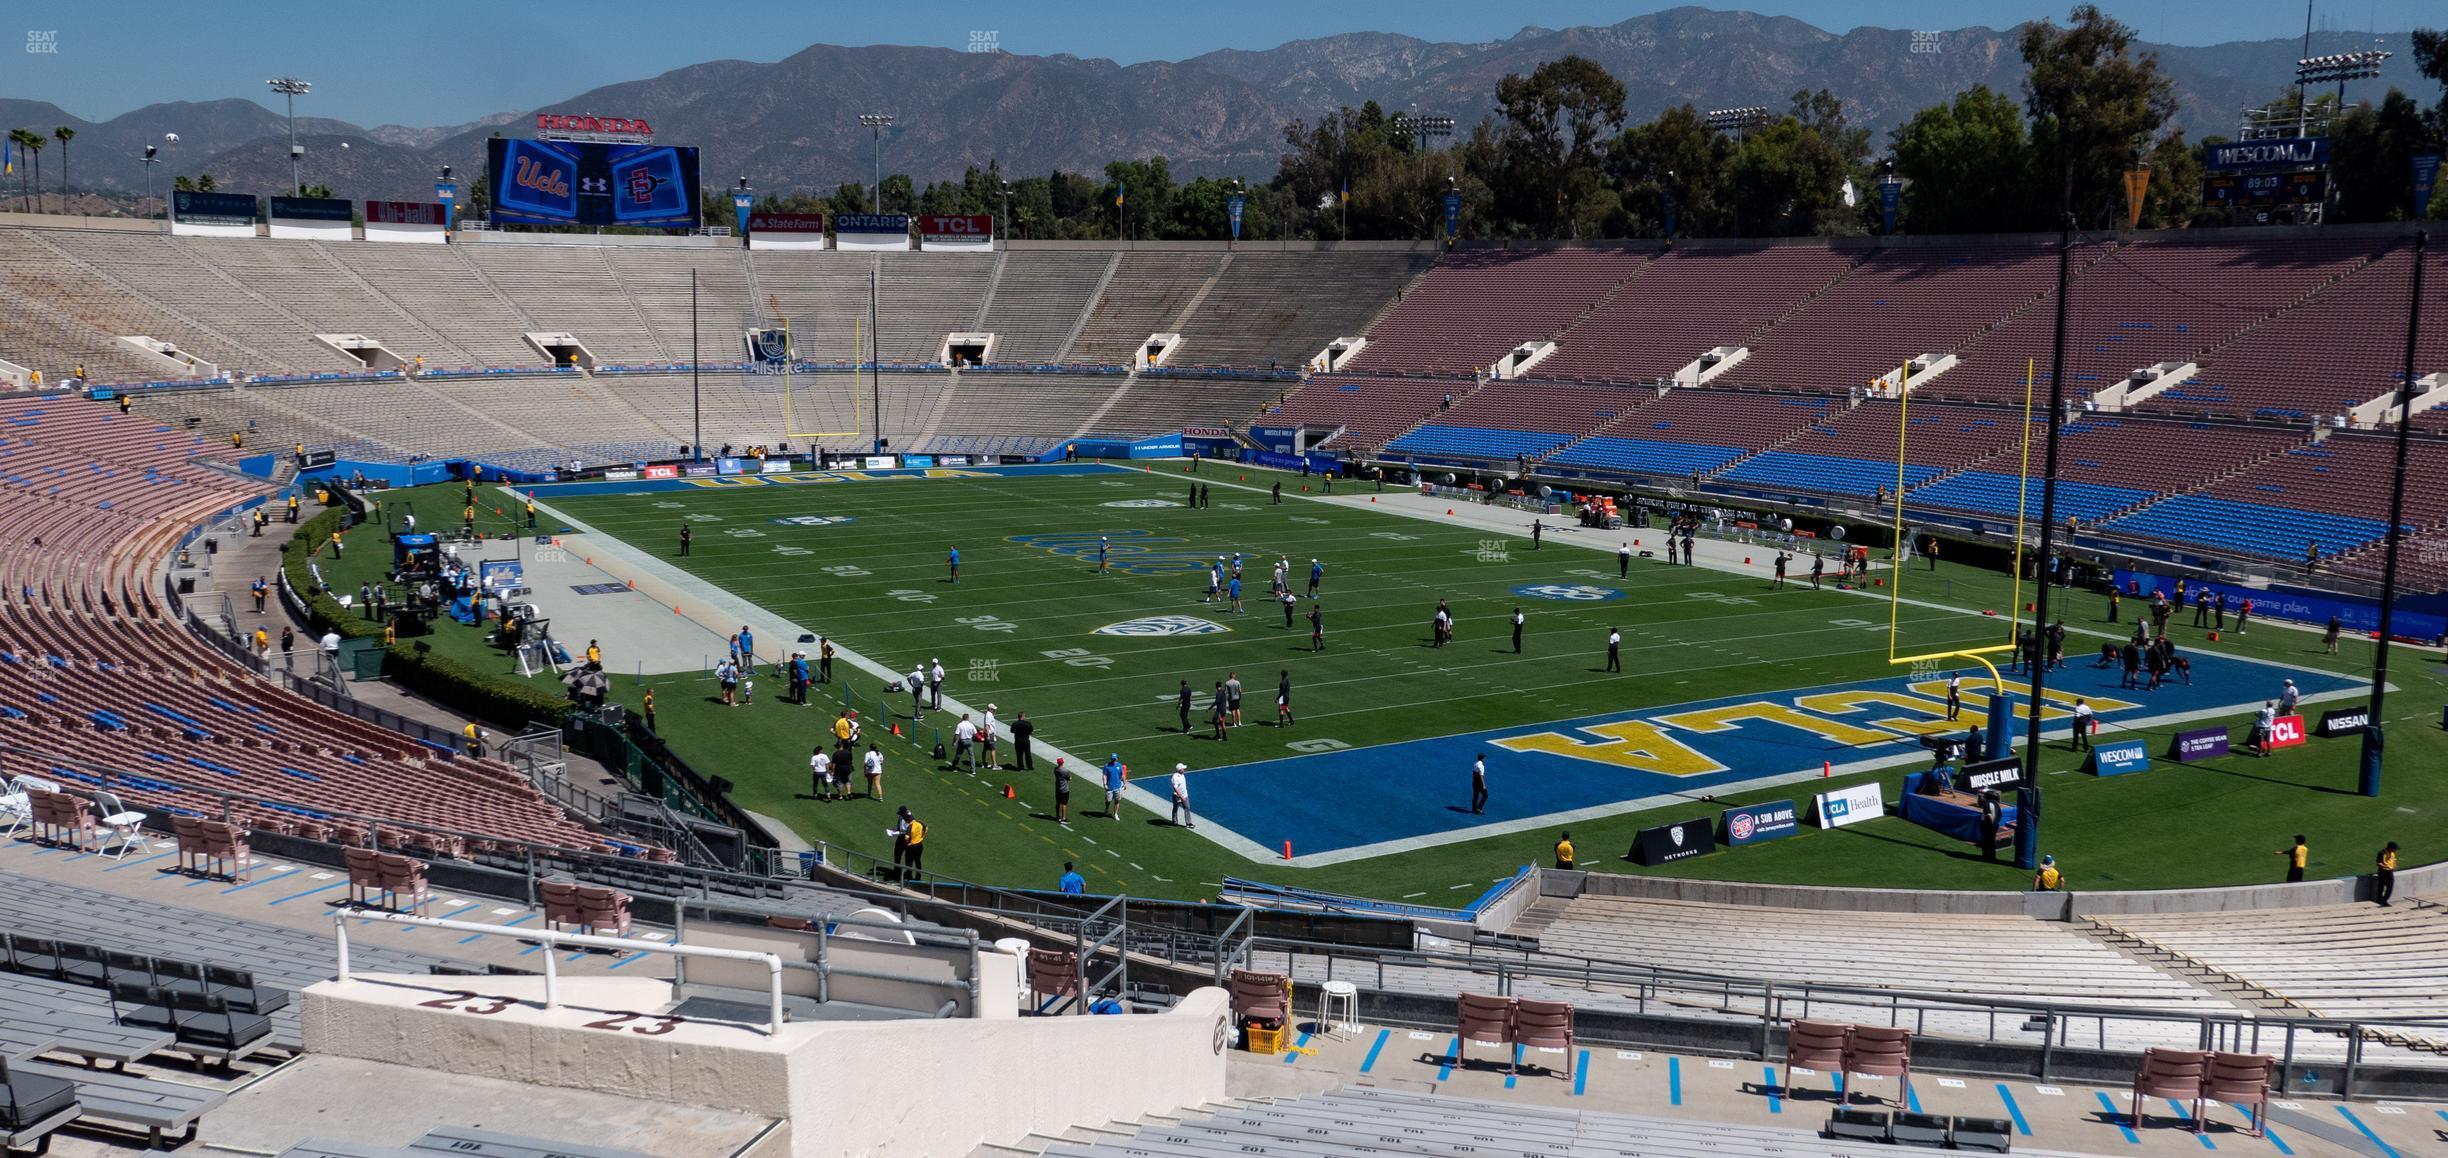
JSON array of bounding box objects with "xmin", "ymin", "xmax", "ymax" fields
[
  {"xmin": 1557, "ymin": 857, "xmax": 2447, "ymax": 917},
  {"xmin": 303, "ymin": 973, "xmax": 1228, "ymax": 1158}
]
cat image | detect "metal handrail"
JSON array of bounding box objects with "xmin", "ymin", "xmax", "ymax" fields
[{"xmin": 334, "ymin": 909, "xmax": 787, "ymax": 1035}]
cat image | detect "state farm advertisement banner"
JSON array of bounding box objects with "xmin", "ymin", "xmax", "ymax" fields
[
  {"xmin": 748, "ymin": 211, "xmax": 826, "ymax": 233},
  {"xmin": 918, "ymin": 213, "xmax": 993, "ymax": 251}
]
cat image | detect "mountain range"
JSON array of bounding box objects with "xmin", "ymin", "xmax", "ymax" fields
[{"xmin": 0, "ymin": 7, "xmax": 2429, "ymax": 206}]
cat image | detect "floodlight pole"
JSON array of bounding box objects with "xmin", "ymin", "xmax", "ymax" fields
[
  {"xmin": 2019, "ymin": 214, "xmax": 2076, "ymax": 780},
  {"xmin": 870, "ymin": 266, "xmax": 882, "ymax": 457},
  {"xmin": 267, "ymin": 77, "xmax": 311, "ymax": 195},
  {"xmin": 2360, "ymin": 227, "xmax": 2426, "ymax": 797},
  {"xmin": 691, "ymin": 269, "xmax": 701, "ymax": 460}
]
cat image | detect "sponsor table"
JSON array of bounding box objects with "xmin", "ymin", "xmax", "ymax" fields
[{"xmin": 1898, "ymin": 769, "xmax": 2018, "ymax": 844}]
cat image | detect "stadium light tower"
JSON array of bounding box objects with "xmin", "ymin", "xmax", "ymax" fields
[
  {"xmin": 858, "ymin": 114, "xmax": 894, "ymax": 214},
  {"xmin": 2295, "ymin": 50, "xmax": 2390, "ymax": 133},
  {"xmin": 1706, "ymin": 106, "xmax": 1772, "ymax": 135},
  {"xmin": 267, "ymin": 77, "xmax": 311, "ymax": 195},
  {"xmin": 999, "ymin": 180, "xmax": 1013, "ymax": 245},
  {"xmin": 139, "ymin": 145, "xmax": 160, "ymax": 229},
  {"xmin": 1391, "ymin": 112, "xmax": 1455, "ymax": 181}
]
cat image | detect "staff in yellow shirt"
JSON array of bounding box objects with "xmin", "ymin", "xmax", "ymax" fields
[
  {"xmin": 2032, "ymin": 854, "xmax": 2062, "ymax": 891},
  {"xmin": 2276, "ymin": 835, "xmax": 2308, "ymax": 883},
  {"xmin": 1553, "ymin": 831, "xmax": 1575, "ymax": 870},
  {"xmin": 2375, "ymin": 842, "xmax": 2399, "ymax": 907}
]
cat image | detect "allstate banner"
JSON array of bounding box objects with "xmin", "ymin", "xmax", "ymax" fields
[
  {"xmin": 2169, "ymin": 726, "xmax": 2230, "ymax": 763},
  {"xmin": 835, "ymin": 213, "xmax": 912, "ymax": 251},
  {"xmin": 2085, "ymin": 739, "xmax": 2150, "ymax": 776},
  {"xmin": 1227, "ymin": 193, "xmax": 1244, "ymax": 241},
  {"xmin": 2205, "ymin": 136, "xmax": 2330, "ymax": 171},
  {"xmin": 1721, "ymin": 800, "xmax": 1799, "ymax": 846},
  {"xmin": 365, "ymin": 199, "xmax": 448, "ymax": 244},
  {"xmin": 918, "ymin": 214, "xmax": 993, "ymax": 251},
  {"xmin": 171, "ymin": 190, "xmax": 259, "ymax": 238},
  {"xmin": 487, "ymin": 138, "xmax": 701, "ymax": 228}
]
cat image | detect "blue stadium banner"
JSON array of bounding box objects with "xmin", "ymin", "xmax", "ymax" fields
[
  {"xmin": 1442, "ymin": 190, "xmax": 1462, "ymax": 243},
  {"xmin": 171, "ymin": 190, "xmax": 259, "ymax": 226},
  {"xmin": 268, "ymin": 195, "xmax": 352, "ymax": 222},
  {"xmin": 1720, "ymin": 800, "xmax": 1799, "ymax": 846},
  {"xmin": 2416, "ymin": 154, "xmax": 2441, "ymax": 218},
  {"xmin": 433, "ymin": 179, "xmax": 457, "ymax": 229},
  {"xmin": 732, "ymin": 191, "xmax": 753, "ymax": 236},
  {"xmin": 1878, "ymin": 177, "xmax": 1901, "ymax": 236},
  {"xmin": 486, "ymin": 138, "xmax": 701, "ymax": 228},
  {"xmin": 2204, "ymin": 137, "xmax": 2329, "ymax": 171},
  {"xmin": 834, "ymin": 212, "xmax": 913, "ymax": 251},
  {"xmin": 2084, "ymin": 739, "xmax": 2150, "ymax": 777},
  {"xmin": 1226, "ymin": 192, "xmax": 1244, "ymax": 241}
]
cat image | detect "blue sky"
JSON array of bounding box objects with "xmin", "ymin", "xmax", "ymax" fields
[{"xmin": 8, "ymin": 1, "xmax": 2438, "ymax": 126}]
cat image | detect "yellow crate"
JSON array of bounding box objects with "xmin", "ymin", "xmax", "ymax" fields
[{"xmin": 1245, "ymin": 1023, "xmax": 1286, "ymax": 1055}]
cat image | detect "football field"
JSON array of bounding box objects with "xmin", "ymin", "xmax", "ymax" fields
[{"xmin": 475, "ymin": 460, "xmax": 2441, "ymax": 900}]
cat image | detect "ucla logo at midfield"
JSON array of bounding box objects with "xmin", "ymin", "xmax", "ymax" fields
[
  {"xmin": 772, "ymin": 515, "xmax": 854, "ymax": 527},
  {"xmin": 1097, "ymin": 616, "xmax": 1228, "ymax": 637},
  {"xmin": 1101, "ymin": 499, "xmax": 1178, "ymax": 508}
]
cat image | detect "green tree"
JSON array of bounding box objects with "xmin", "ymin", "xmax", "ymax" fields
[
  {"xmin": 1889, "ymin": 85, "xmax": 2035, "ymax": 234},
  {"xmin": 1489, "ymin": 56, "xmax": 1628, "ymax": 237},
  {"xmin": 14, "ymin": 131, "xmax": 43, "ymax": 213},
  {"xmin": 1608, "ymin": 104, "xmax": 1734, "ymax": 238},
  {"xmin": 2019, "ymin": 4, "xmax": 2178, "ymax": 228},
  {"xmin": 51, "ymin": 125, "xmax": 72, "ymax": 207},
  {"xmin": 2412, "ymin": 28, "xmax": 2448, "ymax": 145},
  {"xmin": 2136, "ymin": 130, "xmax": 2202, "ymax": 228},
  {"xmin": 1722, "ymin": 90, "xmax": 1871, "ymax": 238},
  {"xmin": 2328, "ymin": 90, "xmax": 2430, "ymax": 223}
]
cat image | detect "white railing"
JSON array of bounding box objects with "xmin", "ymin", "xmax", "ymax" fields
[{"xmin": 333, "ymin": 910, "xmax": 787, "ymax": 1035}]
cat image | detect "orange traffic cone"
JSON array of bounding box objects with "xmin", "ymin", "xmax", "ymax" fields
[
  {"xmin": 891, "ymin": 723, "xmax": 903, "ymax": 737},
  {"xmin": 2208, "ymin": 630, "xmax": 2221, "ymax": 642},
  {"xmin": 1744, "ymin": 557, "xmax": 1752, "ymax": 565},
  {"xmin": 1822, "ymin": 760, "xmax": 1831, "ymax": 778},
  {"xmin": 1002, "ymin": 784, "xmax": 1015, "ymax": 799},
  {"xmin": 672, "ymin": 605, "xmax": 682, "ymax": 614},
  {"xmin": 1446, "ymin": 508, "xmax": 1454, "ymax": 515},
  {"xmin": 1282, "ymin": 841, "xmax": 1292, "ymax": 861}
]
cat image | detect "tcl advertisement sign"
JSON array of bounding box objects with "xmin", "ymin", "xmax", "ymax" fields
[
  {"xmin": 748, "ymin": 212, "xmax": 826, "ymax": 233},
  {"xmin": 2267, "ymin": 714, "xmax": 2308, "ymax": 750},
  {"xmin": 919, "ymin": 213, "xmax": 994, "ymax": 251},
  {"xmin": 640, "ymin": 464, "xmax": 679, "ymax": 480}
]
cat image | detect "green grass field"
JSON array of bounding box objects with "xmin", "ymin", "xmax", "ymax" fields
[{"xmin": 331, "ymin": 467, "xmax": 2448, "ymax": 900}]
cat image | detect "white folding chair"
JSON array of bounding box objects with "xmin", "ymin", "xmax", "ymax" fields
[
  {"xmin": 0, "ymin": 775, "xmax": 57, "ymax": 840},
  {"xmin": 91, "ymin": 790, "xmax": 150, "ymax": 861}
]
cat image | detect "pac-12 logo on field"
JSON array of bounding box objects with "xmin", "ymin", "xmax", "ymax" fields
[
  {"xmin": 1101, "ymin": 499, "xmax": 1179, "ymax": 508},
  {"xmin": 772, "ymin": 515, "xmax": 855, "ymax": 526},
  {"xmin": 1096, "ymin": 615, "xmax": 1228, "ymax": 637},
  {"xmin": 1513, "ymin": 583, "xmax": 1624, "ymax": 602}
]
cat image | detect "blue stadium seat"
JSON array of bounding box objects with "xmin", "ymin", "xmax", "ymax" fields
[
  {"xmin": 1546, "ymin": 437, "xmax": 1746, "ymax": 478},
  {"xmin": 1717, "ymin": 451, "xmax": 1939, "ymax": 497},
  {"xmin": 1386, "ymin": 425, "xmax": 1573, "ymax": 461},
  {"xmin": 2102, "ymin": 494, "xmax": 2395, "ymax": 560},
  {"xmin": 1908, "ymin": 472, "xmax": 2154, "ymax": 523}
]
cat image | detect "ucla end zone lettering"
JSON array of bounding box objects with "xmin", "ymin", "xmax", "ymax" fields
[{"xmin": 1175, "ymin": 652, "xmax": 2359, "ymax": 861}]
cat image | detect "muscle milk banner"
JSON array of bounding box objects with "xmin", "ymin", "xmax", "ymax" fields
[
  {"xmin": 171, "ymin": 190, "xmax": 259, "ymax": 238},
  {"xmin": 834, "ymin": 213, "xmax": 912, "ymax": 251},
  {"xmin": 363, "ymin": 200, "xmax": 448, "ymax": 244},
  {"xmin": 918, "ymin": 213, "xmax": 993, "ymax": 252}
]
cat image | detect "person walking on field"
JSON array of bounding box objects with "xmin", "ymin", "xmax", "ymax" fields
[
  {"xmin": 1168, "ymin": 764, "xmax": 1195, "ymax": 829},
  {"xmin": 1469, "ymin": 753, "xmax": 1489, "ymax": 815},
  {"xmin": 1604, "ymin": 627, "xmax": 1622, "ymax": 673},
  {"xmin": 679, "ymin": 525, "xmax": 692, "ymax": 556},
  {"xmin": 1050, "ymin": 757, "xmax": 1072, "ymax": 824},
  {"xmin": 809, "ymin": 745, "xmax": 831, "ymax": 800},
  {"xmin": 1309, "ymin": 602, "xmax": 1325, "ymax": 652},
  {"xmin": 1511, "ymin": 607, "xmax": 1525, "ymax": 654},
  {"xmin": 1210, "ymin": 682, "xmax": 1230, "ymax": 742},
  {"xmin": 929, "ymin": 658, "xmax": 946, "ymax": 710},
  {"xmin": 1177, "ymin": 679, "xmax": 1194, "ymax": 733},
  {"xmin": 1225, "ymin": 672, "xmax": 1243, "ymax": 727},
  {"xmin": 1103, "ymin": 754, "xmax": 1126, "ymax": 821},
  {"xmin": 1619, "ymin": 542, "xmax": 1631, "ymax": 578},
  {"xmin": 947, "ymin": 546, "xmax": 960, "ymax": 584},
  {"xmin": 862, "ymin": 743, "xmax": 884, "ymax": 801},
  {"xmin": 1275, "ymin": 670, "xmax": 1294, "ymax": 727},
  {"xmin": 2323, "ymin": 615, "xmax": 2342, "ymax": 655}
]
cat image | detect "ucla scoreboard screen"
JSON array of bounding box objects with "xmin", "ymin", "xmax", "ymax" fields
[{"xmin": 487, "ymin": 138, "xmax": 701, "ymax": 228}]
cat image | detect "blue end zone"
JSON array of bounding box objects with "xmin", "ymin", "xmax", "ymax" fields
[
  {"xmin": 1183, "ymin": 652, "xmax": 2359, "ymax": 862},
  {"xmin": 527, "ymin": 461, "xmax": 1141, "ymax": 498}
]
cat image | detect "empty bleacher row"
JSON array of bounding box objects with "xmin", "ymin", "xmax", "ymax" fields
[
  {"xmin": 0, "ymin": 396, "xmax": 650, "ymax": 862},
  {"xmin": 1034, "ymin": 1084, "xmax": 2105, "ymax": 1158},
  {"xmin": 2090, "ymin": 903, "xmax": 2448, "ymax": 1027},
  {"xmin": 0, "ymin": 229, "xmax": 1424, "ymax": 385}
]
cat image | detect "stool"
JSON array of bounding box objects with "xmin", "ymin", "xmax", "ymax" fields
[{"xmin": 1317, "ymin": 980, "xmax": 1359, "ymax": 1039}]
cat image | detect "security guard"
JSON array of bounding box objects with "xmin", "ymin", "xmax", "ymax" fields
[
  {"xmin": 890, "ymin": 806, "xmax": 926, "ymax": 879},
  {"xmin": 1554, "ymin": 831, "xmax": 1576, "ymax": 870},
  {"xmin": 2032, "ymin": 855, "xmax": 2062, "ymax": 891},
  {"xmin": 2375, "ymin": 842, "xmax": 2398, "ymax": 906},
  {"xmin": 2277, "ymin": 835, "xmax": 2309, "ymax": 883}
]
